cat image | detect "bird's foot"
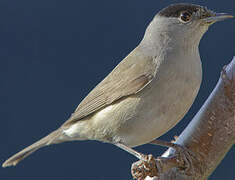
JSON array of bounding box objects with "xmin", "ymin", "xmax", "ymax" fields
[
  {"xmin": 115, "ymin": 143, "xmax": 159, "ymax": 179},
  {"xmin": 131, "ymin": 154, "xmax": 158, "ymax": 180},
  {"xmin": 150, "ymin": 139, "xmax": 195, "ymax": 174},
  {"xmin": 171, "ymin": 144, "xmax": 194, "ymax": 174}
]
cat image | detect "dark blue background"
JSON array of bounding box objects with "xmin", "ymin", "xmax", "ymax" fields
[{"xmin": 1, "ymin": 0, "xmax": 234, "ymax": 179}]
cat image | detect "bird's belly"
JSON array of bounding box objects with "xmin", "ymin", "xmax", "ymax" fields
[{"xmin": 115, "ymin": 69, "xmax": 202, "ymax": 147}]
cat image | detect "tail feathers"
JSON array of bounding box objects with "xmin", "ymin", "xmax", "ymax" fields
[{"xmin": 2, "ymin": 129, "xmax": 62, "ymax": 168}]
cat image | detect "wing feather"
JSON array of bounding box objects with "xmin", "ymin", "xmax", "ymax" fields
[{"xmin": 62, "ymin": 48, "xmax": 157, "ymax": 127}]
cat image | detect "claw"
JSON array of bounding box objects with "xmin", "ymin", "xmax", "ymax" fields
[
  {"xmin": 131, "ymin": 154, "xmax": 158, "ymax": 180},
  {"xmin": 171, "ymin": 144, "xmax": 195, "ymax": 175}
]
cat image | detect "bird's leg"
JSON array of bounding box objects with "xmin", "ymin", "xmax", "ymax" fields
[
  {"xmin": 115, "ymin": 143, "xmax": 147, "ymax": 161},
  {"xmin": 150, "ymin": 139, "xmax": 181, "ymax": 149}
]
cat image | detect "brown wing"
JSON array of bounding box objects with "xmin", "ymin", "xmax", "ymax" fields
[{"xmin": 62, "ymin": 48, "xmax": 157, "ymax": 127}]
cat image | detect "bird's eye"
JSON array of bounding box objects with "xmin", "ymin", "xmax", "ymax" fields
[{"xmin": 179, "ymin": 11, "xmax": 192, "ymax": 22}]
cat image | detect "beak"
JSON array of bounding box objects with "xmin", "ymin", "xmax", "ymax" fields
[{"xmin": 203, "ymin": 13, "xmax": 234, "ymax": 24}]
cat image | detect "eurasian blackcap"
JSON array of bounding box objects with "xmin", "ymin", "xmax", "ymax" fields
[{"xmin": 2, "ymin": 3, "xmax": 233, "ymax": 167}]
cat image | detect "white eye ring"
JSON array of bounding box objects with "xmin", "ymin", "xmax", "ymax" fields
[{"xmin": 179, "ymin": 11, "xmax": 192, "ymax": 23}]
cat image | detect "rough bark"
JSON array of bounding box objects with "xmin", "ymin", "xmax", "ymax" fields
[{"xmin": 131, "ymin": 57, "xmax": 235, "ymax": 180}]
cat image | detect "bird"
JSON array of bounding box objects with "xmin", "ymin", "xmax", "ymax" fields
[{"xmin": 2, "ymin": 3, "xmax": 233, "ymax": 168}]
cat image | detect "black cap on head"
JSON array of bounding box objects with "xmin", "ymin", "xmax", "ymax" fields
[{"xmin": 158, "ymin": 3, "xmax": 203, "ymax": 18}]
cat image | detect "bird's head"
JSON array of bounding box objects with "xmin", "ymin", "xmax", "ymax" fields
[{"xmin": 142, "ymin": 3, "xmax": 233, "ymax": 49}]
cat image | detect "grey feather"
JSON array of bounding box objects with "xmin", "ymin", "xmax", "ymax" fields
[{"xmin": 62, "ymin": 47, "xmax": 157, "ymax": 127}]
